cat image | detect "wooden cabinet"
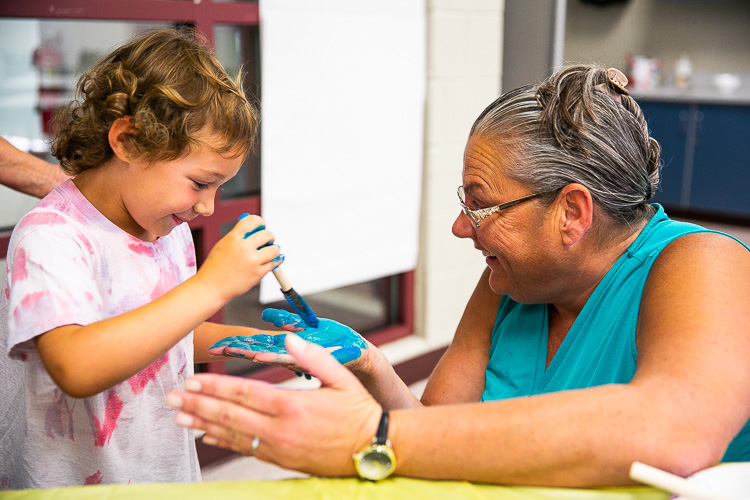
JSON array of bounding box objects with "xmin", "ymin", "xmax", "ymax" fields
[{"xmin": 639, "ymin": 101, "xmax": 750, "ymax": 219}]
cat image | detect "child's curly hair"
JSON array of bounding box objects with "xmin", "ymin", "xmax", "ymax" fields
[{"xmin": 51, "ymin": 28, "xmax": 258, "ymax": 175}]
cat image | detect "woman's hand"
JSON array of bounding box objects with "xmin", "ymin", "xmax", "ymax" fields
[
  {"xmin": 167, "ymin": 334, "xmax": 381, "ymax": 476},
  {"xmin": 209, "ymin": 308, "xmax": 370, "ymax": 372}
]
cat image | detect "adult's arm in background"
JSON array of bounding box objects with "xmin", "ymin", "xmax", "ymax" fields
[{"xmin": 0, "ymin": 136, "xmax": 70, "ymax": 198}]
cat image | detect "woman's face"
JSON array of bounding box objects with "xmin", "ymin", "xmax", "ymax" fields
[{"xmin": 452, "ymin": 135, "xmax": 558, "ymax": 302}]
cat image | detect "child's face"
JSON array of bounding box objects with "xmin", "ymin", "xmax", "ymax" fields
[{"xmin": 120, "ymin": 133, "xmax": 244, "ymax": 241}]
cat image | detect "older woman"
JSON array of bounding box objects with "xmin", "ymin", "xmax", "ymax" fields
[{"xmin": 166, "ymin": 64, "xmax": 750, "ymax": 486}]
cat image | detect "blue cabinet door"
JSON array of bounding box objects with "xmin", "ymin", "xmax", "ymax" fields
[
  {"xmin": 689, "ymin": 105, "xmax": 750, "ymax": 217},
  {"xmin": 638, "ymin": 101, "xmax": 688, "ymax": 208}
]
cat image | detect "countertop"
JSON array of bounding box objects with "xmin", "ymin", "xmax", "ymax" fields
[{"xmin": 630, "ymin": 73, "xmax": 750, "ymax": 106}]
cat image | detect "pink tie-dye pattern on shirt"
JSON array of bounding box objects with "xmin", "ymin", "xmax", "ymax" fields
[
  {"xmin": 128, "ymin": 242, "xmax": 158, "ymax": 257},
  {"xmin": 150, "ymin": 266, "xmax": 181, "ymax": 301},
  {"xmin": 84, "ymin": 470, "xmax": 103, "ymax": 485},
  {"xmin": 44, "ymin": 389, "xmax": 75, "ymax": 440},
  {"xmin": 13, "ymin": 290, "xmax": 48, "ymax": 323},
  {"xmin": 11, "ymin": 248, "xmax": 28, "ymax": 282},
  {"xmin": 16, "ymin": 212, "xmax": 68, "ymax": 229},
  {"xmin": 128, "ymin": 352, "xmax": 169, "ymax": 395},
  {"xmin": 185, "ymin": 241, "xmax": 196, "ymax": 268},
  {"xmin": 92, "ymin": 391, "xmax": 123, "ymax": 447}
]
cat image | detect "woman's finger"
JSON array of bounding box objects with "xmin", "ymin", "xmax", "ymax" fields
[
  {"xmin": 171, "ymin": 373, "xmax": 281, "ymax": 417},
  {"xmin": 283, "ymin": 334, "xmax": 361, "ymax": 391}
]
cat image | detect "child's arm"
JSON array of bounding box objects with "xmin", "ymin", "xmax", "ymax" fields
[
  {"xmin": 34, "ymin": 215, "xmax": 278, "ymax": 398},
  {"xmin": 192, "ymin": 322, "xmax": 278, "ymax": 364}
]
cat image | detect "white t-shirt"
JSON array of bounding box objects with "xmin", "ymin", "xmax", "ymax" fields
[{"xmin": 0, "ymin": 180, "xmax": 200, "ymax": 489}]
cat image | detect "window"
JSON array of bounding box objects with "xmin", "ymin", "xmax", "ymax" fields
[{"xmin": 0, "ymin": 1, "xmax": 413, "ymax": 385}]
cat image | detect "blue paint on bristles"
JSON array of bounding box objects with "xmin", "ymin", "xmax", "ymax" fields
[{"xmin": 282, "ymin": 287, "xmax": 319, "ymax": 328}]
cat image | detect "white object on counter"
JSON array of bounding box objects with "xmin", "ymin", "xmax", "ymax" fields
[
  {"xmin": 675, "ymin": 55, "xmax": 693, "ymax": 90},
  {"xmin": 713, "ymin": 73, "xmax": 741, "ymax": 93}
]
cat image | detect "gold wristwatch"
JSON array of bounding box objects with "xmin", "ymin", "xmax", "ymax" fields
[{"xmin": 352, "ymin": 410, "xmax": 396, "ymax": 481}]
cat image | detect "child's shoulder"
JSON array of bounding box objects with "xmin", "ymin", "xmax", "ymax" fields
[
  {"xmin": 15, "ymin": 182, "xmax": 82, "ymax": 232},
  {"xmin": 10, "ymin": 181, "xmax": 102, "ymax": 256}
]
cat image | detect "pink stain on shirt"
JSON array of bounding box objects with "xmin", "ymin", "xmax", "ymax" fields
[
  {"xmin": 128, "ymin": 242, "xmax": 158, "ymax": 257},
  {"xmin": 92, "ymin": 391, "xmax": 123, "ymax": 447},
  {"xmin": 44, "ymin": 389, "xmax": 75, "ymax": 440},
  {"xmin": 150, "ymin": 265, "xmax": 181, "ymax": 301},
  {"xmin": 17, "ymin": 212, "xmax": 68, "ymax": 229},
  {"xmin": 13, "ymin": 291, "xmax": 48, "ymax": 321},
  {"xmin": 128, "ymin": 353, "xmax": 169, "ymax": 395},
  {"xmin": 84, "ymin": 470, "xmax": 103, "ymax": 485},
  {"xmin": 12, "ymin": 248, "xmax": 28, "ymax": 282},
  {"xmin": 185, "ymin": 241, "xmax": 196, "ymax": 268}
]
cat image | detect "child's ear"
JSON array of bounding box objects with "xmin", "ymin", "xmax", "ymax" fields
[{"xmin": 108, "ymin": 117, "xmax": 135, "ymax": 162}]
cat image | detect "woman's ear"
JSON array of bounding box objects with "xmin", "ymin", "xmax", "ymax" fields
[
  {"xmin": 108, "ymin": 117, "xmax": 135, "ymax": 162},
  {"xmin": 556, "ymin": 183, "xmax": 594, "ymax": 246}
]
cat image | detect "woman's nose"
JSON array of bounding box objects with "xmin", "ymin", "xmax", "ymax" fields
[{"xmin": 452, "ymin": 210, "xmax": 473, "ymax": 238}]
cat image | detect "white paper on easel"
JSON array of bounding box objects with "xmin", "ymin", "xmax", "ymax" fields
[{"xmin": 258, "ymin": 0, "xmax": 425, "ymax": 303}]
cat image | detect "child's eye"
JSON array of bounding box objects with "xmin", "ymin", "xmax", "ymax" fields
[{"xmin": 193, "ymin": 181, "xmax": 209, "ymax": 190}]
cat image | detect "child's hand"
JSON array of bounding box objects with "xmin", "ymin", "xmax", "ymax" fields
[
  {"xmin": 209, "ymin": 309, "xmax": 368, "ymax": 373},
  {"xmin": 196, "ymin": 214, "xmax": 281, "ymax": 303}
]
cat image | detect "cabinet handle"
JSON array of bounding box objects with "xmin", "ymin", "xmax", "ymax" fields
[{"xmin": 679, "ymin": 110, "xmax": 689, "ymax": 135}]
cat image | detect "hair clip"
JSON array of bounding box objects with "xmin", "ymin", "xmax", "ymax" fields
[{"xmin": 607, "ymin": 67, "xmax": 630, "ymax": 95}]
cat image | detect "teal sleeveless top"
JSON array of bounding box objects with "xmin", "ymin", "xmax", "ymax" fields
[{"xmin": 481, "ymin": 205, "xmax": 750, "ymax": 461}]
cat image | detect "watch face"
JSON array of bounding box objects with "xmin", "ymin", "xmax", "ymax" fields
[{"xmin": 355, "ymin": 445, "xmax": 396, "ymax": 481}]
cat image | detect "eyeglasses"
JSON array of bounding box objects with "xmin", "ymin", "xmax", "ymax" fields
[{"xmin": 457, "ymin": 185, "xmax": 546, "ymax": 229}]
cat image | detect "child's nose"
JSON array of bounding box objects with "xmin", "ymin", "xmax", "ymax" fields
[{"xmin": 195, "ymin": 192, "xmax": 216, "ymax": 216}]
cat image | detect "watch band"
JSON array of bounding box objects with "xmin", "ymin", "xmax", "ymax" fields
[{"xmin": 374, "ymin": 410, "xmax": 389, "ymax": 445}]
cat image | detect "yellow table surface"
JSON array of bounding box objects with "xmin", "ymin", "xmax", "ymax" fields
[{"xmin": 0, "ymin": 477, "xmax": 669, "ymax": 500}]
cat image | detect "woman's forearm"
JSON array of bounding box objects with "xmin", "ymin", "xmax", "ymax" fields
[
  {"xmin": 0, "ymin": 137, "xmax": 69, "ymax": 197},
  {"xmin": 351, "ymin": 345, "xmax": 423, "ymax": 410}
]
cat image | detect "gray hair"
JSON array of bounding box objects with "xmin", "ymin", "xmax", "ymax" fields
[{"xmin": 470, "ymin": 64, "xmax": 661, "ymax": 226}]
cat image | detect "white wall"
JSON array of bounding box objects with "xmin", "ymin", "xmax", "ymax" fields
[{"xmin": 380, "ymin": 0, "xmax": 502, "ymax": 364}]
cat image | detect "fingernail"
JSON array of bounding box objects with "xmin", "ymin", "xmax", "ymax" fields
[
  {"xmin": 174, "ymin": 412, "xmax": 194, "ymax": 427},
  {"xmin": 238, "ymin": 213, "xmax": 249, "ymax": 220},
  {"xmin": 202, "ymin": 435, "xmax": 219, "ymax": 446},
  {"xmin": 272, "ymin": 255, "xmax": 285, "ymax": 270},
  {"xmin": 184, "ymin": 379, "xmax": 202, "ymax": 392},
  {"xmin": 165, "ymin": 392, "xmax": 183, "ymax": 409},
  {"xmin": 286, "ymin": 333, "xmax": 306, "ymax": 350}
]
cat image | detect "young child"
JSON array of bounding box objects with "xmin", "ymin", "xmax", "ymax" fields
[{"xmin": 0, "ymin": 28, "xmax": 280, "ymax": 489}]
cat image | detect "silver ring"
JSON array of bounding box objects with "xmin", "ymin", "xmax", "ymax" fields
[{"xmin": 251, "ymin": 436, "xmax": 261, "ymax": 452}]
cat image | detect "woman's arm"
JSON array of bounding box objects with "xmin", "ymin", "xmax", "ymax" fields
[
  {"xmin": 169, "ymin": 232, "xmax": 750, "ymax": 486},
  {"xmin": 393, "ymin": 232, "xmax": 750, "ymax": 485},
  {"xmin": 420, "ymin": 267, "xmax": 498, "ymax": 405},
  {"xmin": 0, "ymin": 136, "xmax": 70, "ymax": 197},
  {"xmin": 35, "ymin": 216, "xmax": 279, "ymax": 398}
]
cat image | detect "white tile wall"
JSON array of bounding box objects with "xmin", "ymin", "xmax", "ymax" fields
[{"xmin": 413, "ymin": 1, "xmax": 503, "ymax": 350}]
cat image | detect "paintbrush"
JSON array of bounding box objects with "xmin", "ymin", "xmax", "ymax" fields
[
  {"xmin": 270, "ymin": 267, "xmax": 319, "ymax": 328},
  {"xmin": 239, "ymin": 214, "xmax": 319, "ymax": 328}
]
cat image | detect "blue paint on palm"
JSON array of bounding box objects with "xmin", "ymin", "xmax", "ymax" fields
[{"xmin": 210, "ymin": 309, "xmax": 367, "ymax": 364}]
